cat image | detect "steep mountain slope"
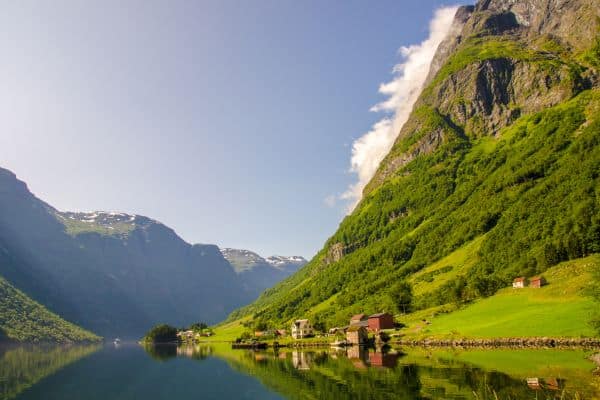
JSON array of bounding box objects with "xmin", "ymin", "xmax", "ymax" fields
[
  {"xmin": 228, "ymin": 0, "xmax": 600, "ymax": 328},
  {"xmin": 0, "ymin": 275, "xmax": 100, "ymax": 343},
  {"xmin": 0, "ymin": 168, "xmax": 247, "ymax": 337},
  {"xmin": 221, "ymin": 248, "xmax": 307, "ymax": 298}
]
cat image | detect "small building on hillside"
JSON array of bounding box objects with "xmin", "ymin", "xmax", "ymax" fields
[
  {"xmin": 368, "ymin": 313, "xmax": 394, "ymax": 332},
  {"xmin": 291, "ymin": 319, "xmax": 314, "ymax": 339},
  {"xmin": 530, "ymin": 276, "xmax": 546, "ymax": 288},
  {"xmin": 350, "ymin": 313, "xmax": 368, "ymax": 326},
  {"xmin": 512, "ymin": 277, "xmax": 527, "ymax": 288},
  {"xmin": 177, "ymin": 330, "xmax": 195, "ymax": 340},
  {"xmin": 346, "ymin": 325, "xmax": 368, "ymax": 345}
]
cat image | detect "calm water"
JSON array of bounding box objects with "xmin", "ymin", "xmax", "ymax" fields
[{"xmin": 1, "ymin": 343, "xmax": 599, "ymax": 400}]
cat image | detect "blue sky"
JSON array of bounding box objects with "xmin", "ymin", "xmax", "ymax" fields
[{"xmin": 0, "ymin": 0, "xmax": 468, "ymax": 258}]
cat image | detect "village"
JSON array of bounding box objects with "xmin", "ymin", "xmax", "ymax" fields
[
  {"xmin": 175, "ymin": 273, "xmax": 549, "ymax": 349},
  {"xmin": 228, "ymin": 312, "xmax": 398, "ymax": 349},
  {"xmin": 233, "ymin": 273, "xmax": 549, "ymax": 348}
]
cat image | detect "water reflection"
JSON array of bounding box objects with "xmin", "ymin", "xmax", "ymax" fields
[
  {"xmin": 143, "ymin": 344, "xmax": 177, "ymax": 361},
  {"xmin": 0, "ymin": 344, "xmax": 100, "ymax": 400},
  {"xmin": 169, "ymin": 345, "xmax": 600, "ymax": 400},
  {"xmin": 2, "ymin": 343, "xmax": 598, "ymax": 400}
]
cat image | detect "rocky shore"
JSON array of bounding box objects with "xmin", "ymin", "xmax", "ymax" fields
[{"xmin": 394, "ymin": 337, "xmax": 600, "ymax": 348}]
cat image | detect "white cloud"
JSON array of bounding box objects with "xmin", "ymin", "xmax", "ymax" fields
[
  {"xmin": 324, "ymin": 194, "xmax": 337, "ymax": 208},
  {"xmin": 341, "ymin": 6, "xmax": 459, "ymax": 213}
]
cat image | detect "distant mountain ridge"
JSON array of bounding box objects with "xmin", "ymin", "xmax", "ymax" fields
[
  {"xmin": 220, "ymin": 248, "xmax": 307, "ymax": 297},
  {"xmin": 0, "ymin": 167, "xmax": 299, "ymax": 339}
]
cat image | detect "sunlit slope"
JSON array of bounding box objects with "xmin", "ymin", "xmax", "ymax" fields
[
  {"xmin": 401, "ymin": 256, "xmax": 598, "ymax": 338},
  {"xmin": 228, "ymin": 88, "xmax": 600, "ymax": 329},
  {"xmin": 226, "ymin": 1, "xmax": 600, "ymax": 330}
]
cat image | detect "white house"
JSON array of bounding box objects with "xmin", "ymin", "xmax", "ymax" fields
[
  {"xmin": 291, "ymin": 319, "xmax": 314, "ymax": 339},
  {"xmin": 512, "ymin": 277, "xmax": 526, "ymax": 288}
]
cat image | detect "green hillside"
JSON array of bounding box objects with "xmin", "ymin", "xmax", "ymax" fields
[
  {"xmin": 226, "ymin": 1, "xmax": 600, "ymax": 333},
  {"xmin": 401, "ymin": 256, "xmax": 598, "ymax": 339},
  {"xmin": 0, "ymin": 276, "xmax": 100, "ymax": 343}
]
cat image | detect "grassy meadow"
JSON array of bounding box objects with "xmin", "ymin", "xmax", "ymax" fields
[{"xmin": 400, "ymin": 256, "xmax": 598, "ymax": 339}]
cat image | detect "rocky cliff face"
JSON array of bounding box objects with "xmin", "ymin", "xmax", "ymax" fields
[{"xmin": 366, "ymin": 0, "xmax": 599, "ymax": 194}]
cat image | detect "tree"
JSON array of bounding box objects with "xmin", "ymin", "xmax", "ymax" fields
[
  {"xmin": 452, "ymin": 276, "xmax": 468, "ymax": 304},
  {"xmin": 143, "ymin": 324, "xmax": 179, "ymax": 343},
  {"xmin": 189, "ymin": 322, "xmax": 208, "ymax": 331},
  {"xmin": 390, "ymin": 281, "xmax": 413, "ymax": 314},
  {"xmin": 253, "ymin": 319, "xmax": 269, "ymax": 332}
]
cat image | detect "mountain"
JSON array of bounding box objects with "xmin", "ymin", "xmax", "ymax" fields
[
  {"xmin": 0, "ymin": 167, "xmax": 248, "ymax": 338},
  {"xmin": 227, "ymin": 0, "xmax": 600, "ymax": 329},
  {"xmin": 220, "ymin": 248, "xmax": 307, "ymax": 297},
  {"xmin": 0, "ymin": 275, "xmax": 99, "ymax": 343}
]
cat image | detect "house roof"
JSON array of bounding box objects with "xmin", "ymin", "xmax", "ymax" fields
[
  {"xmin": 347, "ymin": 325, "xmax": 367, "ymax": 332},
  {"xmin": 369, "ymin": 313, "xmax": 391, "ymax": 319},
  {"xmin": 530, "ymin": 276, "xmax": 543, "ymax": 281},
  {"xmin": 293, "ymin": 319, "xmax": 310, "ymax": 328},
  {"xmin": 350, "ymin": 313, "xmax": 366, "ymax": 321},
  {"xmin": 513, "ymin": 277, "xmax": 526, "ymax": 282}
]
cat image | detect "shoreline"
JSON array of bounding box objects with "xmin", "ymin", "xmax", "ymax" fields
[
  {"xmin": 393, "ymin": 337, "xmax": 600, "ymax": 348},
  {"xmin": 191, "ymin": 336, "xmax": 600, "ymax": 349}
]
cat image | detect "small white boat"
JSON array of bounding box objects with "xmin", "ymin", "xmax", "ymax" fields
[{"xmin": 113, "ymin": 338, "xmax": 121, "ymax": 345}]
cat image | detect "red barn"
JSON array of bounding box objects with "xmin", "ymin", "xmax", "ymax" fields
[
  {"xmin": 530, "ymin": 276, "xmax": 546, "ymax": 288},
  {"xmin": 368, "ymin": 313, "xmax": 394, "ymax": 332}
]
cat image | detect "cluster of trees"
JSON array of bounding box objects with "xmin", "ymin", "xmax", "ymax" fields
[{"xmin": 143, "ymin": 324, "xmax": 179, "ymax": 344}]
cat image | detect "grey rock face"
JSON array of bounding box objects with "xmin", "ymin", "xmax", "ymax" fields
[{"xmin": 366, "ymin": 0, "xmax": 599, "ymax": 196}]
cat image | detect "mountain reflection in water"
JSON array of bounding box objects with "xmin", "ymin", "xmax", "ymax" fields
[
  {"xmin": 2, "ymin": 343, "xmax": 599, "ymax": 400},
  {"xmin": 172, "ymin": 344, "xmax": 600, "ymax": 400}
]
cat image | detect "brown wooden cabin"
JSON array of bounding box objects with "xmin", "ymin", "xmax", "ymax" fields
[
  {"xmin": 368, "ymin": 313, "xmax": 394, "ymax": 332},
  {"xmin": 529, "ymin": 276, "xmax": 546, "ymax": 288},
  {"xmin": 346, "ymin": 325, "xmax": 368, "ymax": 345}
]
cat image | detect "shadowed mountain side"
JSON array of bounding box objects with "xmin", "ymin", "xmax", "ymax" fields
[{"xmin": 0, "ymin": 167, "xmax": 247, "ymax": 338}]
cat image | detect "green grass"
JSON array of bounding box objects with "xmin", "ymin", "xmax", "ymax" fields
[
  {"xmin": 401, "ymin": 256, "xmax": 598, "ymax": 339},
  {"xmin": 409, "ymin": 235, "xmax": 485, "ymax": 296},
  {"xmin": 203, "ymin": 318, "xmax": 251, "ymax": 342},
  {"xmin": 58, "ymin": 217, "xmax": 135, "ymax": 236}
]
